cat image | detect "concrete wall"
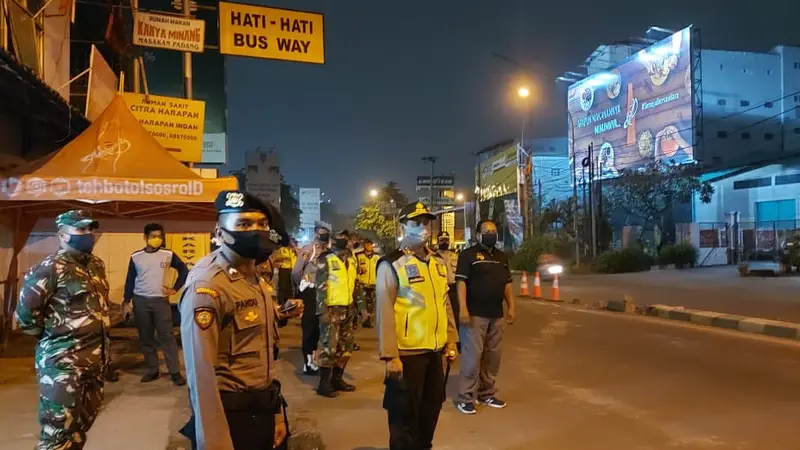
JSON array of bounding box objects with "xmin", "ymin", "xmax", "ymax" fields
[{"xmin": 700, "ymin": 49, "xmax": 785, "ymax": 168}]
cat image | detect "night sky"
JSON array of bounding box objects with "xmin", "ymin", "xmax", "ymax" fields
[{"xmin": 225, "ymin": 0, "xmax": 799, "ymax": 213}]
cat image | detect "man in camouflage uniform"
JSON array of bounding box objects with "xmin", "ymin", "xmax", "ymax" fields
[
  {"xmin": 315, "ymin": 230, "xmax": 358, "ymax": 397},
  {"xmin": 16, "ymin": 210, "xmax": 111, "ymax": 450},
  {"xmin": 356, "ymin": 239, "xmax": 380, "ymax": 329}
]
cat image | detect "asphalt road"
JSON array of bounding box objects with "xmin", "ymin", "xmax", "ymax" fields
[
  {"xmin": 520, "ymin": 266, "xmax": 800, "ymax": 323},
  {"xmin": 2, "ymin": 298, "xmax": 800, "ymax": 449}
]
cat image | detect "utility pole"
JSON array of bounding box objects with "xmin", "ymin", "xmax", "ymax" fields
[
  {"xmin": 421, "ymin": 156, "xmax": 438, "ymax": 209},
  {"xmin": 573, "ymin": 161, "xmax": 580, "ymax": 265},
  {"xmin": 588, "ymin": 143, "xmax": 597, "ymax": 258}
]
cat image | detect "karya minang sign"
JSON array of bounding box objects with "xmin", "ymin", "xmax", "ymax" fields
[{"xmin": 133, "ymin": 12, "xmax": 206, "ymax": 53}]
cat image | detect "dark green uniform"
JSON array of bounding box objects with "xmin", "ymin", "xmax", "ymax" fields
[
  {"xmin": 16, "ymin": 211, "xmax": 110, "ymax": 450},
  {"xmin": 315, "ymin": 250, "xmax": 356, "ymax": 368}
]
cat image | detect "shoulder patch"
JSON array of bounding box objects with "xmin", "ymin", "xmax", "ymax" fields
[
  {"xmin": 195, "ymin": 287, "xmax": 220, "ymax": 299},
  {"xmin": 194, "ymin": 307, "xmax": 215, "ymax": 330}
]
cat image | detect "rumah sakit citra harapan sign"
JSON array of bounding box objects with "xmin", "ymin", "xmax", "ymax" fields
[{"xmin": 218, "ymin": 2, "xmax": 324, "ymax": 64}]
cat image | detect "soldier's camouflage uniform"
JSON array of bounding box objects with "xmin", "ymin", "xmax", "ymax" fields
[
  {"xmin": 16, "ymin": 249, "xmax": 110, "ymax": 449},
  {"xmin": 315, "ymin": 250, "xmax": 355, "ymax": 368}
]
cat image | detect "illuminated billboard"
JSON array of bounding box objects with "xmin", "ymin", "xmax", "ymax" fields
[
  {"xmin": 568, "ymin": 27, "xmax": 694, "ymax": 180},
  {"xmin": 477, "ymin": 144, "xmax": 518, "ymax": 201}
]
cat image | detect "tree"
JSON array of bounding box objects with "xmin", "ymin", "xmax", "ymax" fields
[
  {"xmin": 379, "ymin": 181, "xmax": 409, "ymax": 207},
  {"xmin": 354, "ymin": 204, "xmax": 396, "ymax": 240},
  {"xmin": 606, "ymin": 161, "xmax": 714, "ymax": 246},
  {"xmin": 280, "ymin": 176, "xmax": 302, "ymax": 234}
]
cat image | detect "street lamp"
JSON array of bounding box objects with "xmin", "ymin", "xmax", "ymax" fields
[
  {"xmin": 456, "ymin": 192, "xmax": 464, "ymax": 201},
  {"xmin": 369, "ymin": 188, "xmax": 379, "ymax": 198},
  {"xmin": 517, "ymin": 86, "xmax": 530, "ymax": 98}
]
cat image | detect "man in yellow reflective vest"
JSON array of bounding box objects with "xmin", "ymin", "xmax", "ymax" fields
[
  {"xmin": 315, "ymin": 230, "xmax": 358, "ymax": 397},
  {"xmin": 356, "ymin": 238, "xmax": 380, "ymax": 328},
  {"xmin": 376, "ymin": 202, "xmax": 458, "ymax": 450}
]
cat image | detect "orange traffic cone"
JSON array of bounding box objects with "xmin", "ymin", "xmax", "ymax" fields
[
  {"xmin": 551, "ymin": 274, "xmax": 561, "ymax": 302},
  {"xmin": 533, "ymin": 271, "xmax": 542, "ymax": 298},
  {"xmin": 519, "ymin": 271, "xmax": 530, "ymax": 297}
]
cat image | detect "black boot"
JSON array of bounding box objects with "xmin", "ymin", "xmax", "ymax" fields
[
  {"xmin": 332, "ymin": 367, "xmax": 356, "ymax": 392},
  {"xmin": 316, "ymin": 368, "xmax": 338, "ymax": 398}
]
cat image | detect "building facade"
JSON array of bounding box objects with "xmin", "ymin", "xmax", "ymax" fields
[{"xmin": 245, "ymin": 150, "xmax": 281, "ymax": 207}]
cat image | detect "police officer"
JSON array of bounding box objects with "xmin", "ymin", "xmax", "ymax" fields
[
  {"xmin": 434, "ymin": 231, "xmax": 460, "ymax": 350},
  {"xmin": 16, "ymin": 210, "xmax": 110, "ymax": 450},
  {"xmin": 376, "ymin": 202, "xmax": 458, "ymax": 450},
  {"xmin": 356, "ymin": 238, "xmax": 380, "ymax": 328},
  {"xmin": 315, "ymin": 229, "xmax": 358, "ymax": 397},
  {"xmin": 292, "ymin": 221, "xmax": 332, "ymax": 375},
  {"xmin": 179, "ymin": 191, "xmax": 301, "ymax": 450}
]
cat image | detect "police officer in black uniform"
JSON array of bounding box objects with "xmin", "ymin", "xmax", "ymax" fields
[{"xmin": 180, "ymin": 190, "xmax": 300, "ymax": 450}]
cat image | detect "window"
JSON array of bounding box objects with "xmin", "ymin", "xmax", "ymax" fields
[
  {"xmin": 740, "ymin": 100, "xmax": 750, "ymax": 107},
  {"xmin": 795, "ymin": 127, "xmax": 800, "ymax": 134},
  {"xmin": 795, "ymin": 95, "xmax": 800, "ymax": 103},
  {"xmin": 775, "ymin": 174, "xmax": 800, "ymax": 186},
  {"xmin": 717, "ymin": 99, "xmax": 727, "ymax": 106},
  {"xmin": 767, "ymin": 70, "xmax": 772, "ymax": 75},
  {"xmin": 551, "ymin": 168, "xmax": 561, "ymax": 177},
  {"xmin": 733, "ymin": 178, "xmax": 772, "ymax": 190},
  {"xmin": 795, "ymin": 62, "xmax": 800, "ymax": 69},
  {"xmin": 765, "ymin": 101, "xmax": 774, "ymax": 108},
  {"xmin": 741, "ymin": 132, "xmax": 751, "ymax": 139},
  {"xmin": 765, "ymin": 133, "xmax": 775, "ymax": 140},
  {"xmin": 717, "ymin": 131, "xmax": 728, "ymax": 138}
]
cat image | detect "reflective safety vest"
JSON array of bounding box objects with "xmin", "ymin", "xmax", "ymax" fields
[
  {"xmin": 357, "ymin": 252, "xmax": 380, "ymax": 286},
  {"xmin": 390, "ymin": 250, "xmax": 449, "ymax": 351},
  {"xmin": 276, "ymin": 247, "xmax": 295, "ymax": 270},
  {"xmin": 323, "ymin": 253, "xmax": 357, "ymax": 307}
]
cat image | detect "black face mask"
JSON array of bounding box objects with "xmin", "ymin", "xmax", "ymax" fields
[
  {"xmin": 438, "ymin": 242, "xmax": 450, "ymax": 251},
  {"xmin": 480, "ymin": 233, "xmax": 498, "ymax": 248},
  {"xmin": 222, "ymin": 229, "xmax": 276, "ymax": 260},
  {"xmin": 317, "ymin": 233, "xmax": 330, "ymax": 244},
  {"xmin": 67, "ymin": 234, "xmax": 96, "ymax": 254},
  {"xmin": 333, "ymin": 238, "xmax": 349, "ymax": 250}
]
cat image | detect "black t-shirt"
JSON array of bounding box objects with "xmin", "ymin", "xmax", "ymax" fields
[{"xmin": 455, "ymin": 245, "xmax": 512, "ymax": 319}]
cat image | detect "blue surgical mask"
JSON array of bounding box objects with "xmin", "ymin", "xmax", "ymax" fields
[{"xmin": 402, "ymin": 223, "xmax": 430, "ymax": 245}]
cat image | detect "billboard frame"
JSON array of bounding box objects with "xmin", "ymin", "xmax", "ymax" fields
[{"xmin": 690, "ymin": 26, "xmax": 704, "ymax": 165}]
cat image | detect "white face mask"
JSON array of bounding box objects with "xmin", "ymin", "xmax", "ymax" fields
[{"xmin": 402, "ymin": 222, "xmax": 430, "ymax": 245}]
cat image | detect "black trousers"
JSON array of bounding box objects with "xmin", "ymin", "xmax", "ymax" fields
[
  {"xmin": 182, "ymin": 385, "xmax": 287, "ymax": 450},
  {"xmin": 383, "ymin": 351, "xmax": 446, "ymax": 450},
  {"xmin": 300, "ymin": 288, "xmax": 319, "ymax": 355},
  {"xmin": 277, "ymin": 268, "xmax": 293, "ymax": 305},
  {"xmin": 448, "ymin": 285, "xmax": 461, "ymax": 353}
]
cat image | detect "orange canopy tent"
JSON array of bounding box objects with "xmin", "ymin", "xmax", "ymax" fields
[{"xmin": 0, "ymin": 96, "xmax": 237, "ymax": 349}]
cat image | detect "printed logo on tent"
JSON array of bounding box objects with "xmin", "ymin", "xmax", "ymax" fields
[
  {"xmin": 50, "ymin": 178, "xmax": 70, "ymax": 196},
  {"xmin": 80, "ymin": 119, "xmax": 131, "ymax": 174},
  {"xmin": 26, "ymin": 178, "xmax": 46, "ymax": 197}
]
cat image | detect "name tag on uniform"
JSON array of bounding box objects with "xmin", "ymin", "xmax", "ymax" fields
[
  {"xmin": 405, "ymin": 264, "xmax": 424, "ymax": 284},
  {"xmin": 436, "ymin": 263, "xmax": 447, "ymax": 277},
  {"xmin": 235, "ymin": 298, "xmax": 258, "ymax": 310}
]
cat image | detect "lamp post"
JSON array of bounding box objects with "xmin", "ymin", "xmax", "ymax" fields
[{"xmin": 517, "ymin": 86, "xmax": 534, "ymax": 238}]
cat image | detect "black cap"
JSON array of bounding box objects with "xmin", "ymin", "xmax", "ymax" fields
[
  {"xmin": 398, "ymin": 202, "xmax": 436, "ymax": 222},
  {"xmin": 215, "ymin": 190, "xmax": 290, "ymax": 247},
  {"xmin": 437, "ymin": 231, "xmax": 450, "ymax": 239},
  {"xmin": 337, "ymin": 229, "xmax": 351, "ymax": 237}
]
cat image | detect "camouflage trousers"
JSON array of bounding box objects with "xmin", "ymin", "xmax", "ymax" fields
[
  {"xmin": 37, "ymin": 369, "xmax": 104, "ymax": 450},
  {"xmin": 318, "ymin": 305, "xmax": 355, "ymax": 368},
  {"xmin": 358, "ymin": 286, "xmax": 376, "ymax": 324}
]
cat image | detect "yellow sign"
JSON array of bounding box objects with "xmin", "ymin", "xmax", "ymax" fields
[
  {"xmin": 133, "ymin": 12, "xmax": 206, "ymax": 53},
  {"xmin": 442, "ymin": 211, "xmax": 455, "ymax": 241},
  {"xmin": 123, "ymin": 93, "xmax": 206, "ymax": 162},
  {"xmin": 218, "ymin": 2, "xmax": 324, "ymax": 64},
  {"xmin": 478, "ymin": 144, "xmax": 518, "ymax": 201}
]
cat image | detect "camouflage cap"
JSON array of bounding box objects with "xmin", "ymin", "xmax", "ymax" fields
[{"xmin": 55, "ymin": 210, "xmax": 99, "ymax": 230}]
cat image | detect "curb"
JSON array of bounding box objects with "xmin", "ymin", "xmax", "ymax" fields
[
  {"xmin": 518, "ymin": 294, "xmax": 564, "ymax": 303},
  {"xmin": 639, "ymin": 304, "xmax": 800, "ymax": 340}
]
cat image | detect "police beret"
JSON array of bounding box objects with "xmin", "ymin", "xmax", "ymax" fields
[
  {"xmin": 398, "ymin": 202, "xmax": 435, "ymax": 222},
  {"xmin": 56, "ymin": 210, "xmax": 99, "ymax": 230},
  {"xmin": 215, "ymin": 191, "xmax": 269, "ymax": 215},
  {"xmin": 314, "ymin": 220, "xmax": 332, "ymax": 232}
]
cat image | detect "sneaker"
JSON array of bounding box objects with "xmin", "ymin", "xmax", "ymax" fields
[
  {"xmin": 478, "ymin": 396, "xmax": 507, "ymax": 409},
  {"xmin": 455, "ymin": 402, "xmax": 477, "ymax": 415},
  {"xmin": 170, "ymin": 373, "xmax": 187, "ymax": 386},
  {"xmin": 140, "ymin": 372, "xmax": 160, "ymax": 383}
]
